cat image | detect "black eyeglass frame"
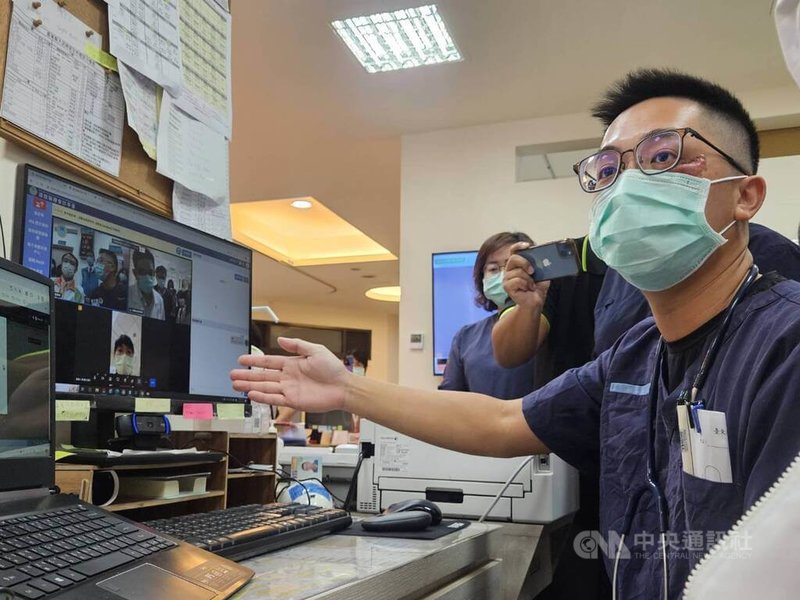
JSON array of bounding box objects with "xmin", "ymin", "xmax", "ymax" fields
[{"xmin": 572, "ymin": 127, "xmax": 751, "ymax": 193}]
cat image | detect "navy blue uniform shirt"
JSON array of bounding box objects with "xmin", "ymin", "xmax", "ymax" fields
[
  {"xmin": 594, "ymin": 223, "xmax": 800, "ymax": 355},
  {"xmin": 439, "ymin": 314, "xmax": 536, "ymax": 398},
  {"xmin": 522, "ymin": 278, "xmax": 800, "ymax": 599}
]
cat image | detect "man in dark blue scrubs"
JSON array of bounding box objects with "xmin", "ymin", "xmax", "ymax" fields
[{"xmin": 231, "ymin": 70, "xmax": 800, "ymax": 599}]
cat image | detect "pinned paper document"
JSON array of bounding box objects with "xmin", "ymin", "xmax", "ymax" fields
[
  {"xmin": 775, "ymin": 0, "xmax": 800, "ymax": 89},
  {"xmin": 118, "ymin": 62, "xmax": 160, "ymax": 159},
  {"xmin": 172, "ymin": 183, "xmax": 231, "ymax": 241}
]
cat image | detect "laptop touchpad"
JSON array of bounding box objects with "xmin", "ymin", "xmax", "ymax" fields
[{"xmin": 97, "ymin": 563, "xmax": 216, "ymax": 600}]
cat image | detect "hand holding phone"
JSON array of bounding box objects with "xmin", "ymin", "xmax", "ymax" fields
[{"xmin": 516, "ymin": 239, "xmax": 581, "ymax": 282}]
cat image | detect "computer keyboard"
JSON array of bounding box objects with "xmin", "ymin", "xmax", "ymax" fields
[
  {"xmin": 144, "ymin": 502, "xmax": 352, "ymax": 562},
  {"xmin": 0, "ymin": 504, "xmax": 176, "ymax": 599}
]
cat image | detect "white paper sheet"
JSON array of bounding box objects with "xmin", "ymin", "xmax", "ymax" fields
[
  {"xmin": 118, "ymin": 62, "xmax": 160, "ymax": 159},
  {"xmin": 15, "ymin": 0, "xmax": 102, "ymax": 51},
  {"xmin": 172, "ymin": 182, "xmax": 231, "ymax": 240},
  {"xmin": 156, "ymin": 92, "xmax": 229, "ymax": 200},
  {"xmin": 1, "ymin": 1, "xmax": 125, "ymax": 175},
  {"xmin": 175, "ymin": 0, "xmax": 232, "ymax": 138},
  {"xmin": 775, "ymin": 0, "xmax": 800, "ymax": 89},
  {"xmin": 108, "ymin": 0, "xmax": 182, "ymax": 93}
]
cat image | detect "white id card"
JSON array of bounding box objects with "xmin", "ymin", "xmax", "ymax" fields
[{"xmin": 688, "ymin": 409, "xmax": 733, "ymax": 483}]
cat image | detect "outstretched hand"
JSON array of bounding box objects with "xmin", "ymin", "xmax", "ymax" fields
[{"xmin": 230, "ymin": 337, "xmax": 350, "ymax": 413}]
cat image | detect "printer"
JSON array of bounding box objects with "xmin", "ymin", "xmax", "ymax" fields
[{"xmin": 356, "ymin": 420, "xmax": 579, "ymax": 523}]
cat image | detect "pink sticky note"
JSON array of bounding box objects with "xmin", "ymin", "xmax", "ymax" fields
[{"xmin": 183, "ymin": 403, "xmax": 214, "ymax": 420}]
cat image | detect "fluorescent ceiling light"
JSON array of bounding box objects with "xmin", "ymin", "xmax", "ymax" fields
[
  {"xmin": 332, "ymin": 4, "xmax": 461, "ymax": 73},
  {"xmin": 291, "ymin": 199, "xmax": 312, "ymax": 209},
  {"xmin": 365, "ymin": 286, "xmax": 401, "ymax": 302},
  {"xmin": 231, "ymin": 196, "xmax": 397, "ymax": 267}
]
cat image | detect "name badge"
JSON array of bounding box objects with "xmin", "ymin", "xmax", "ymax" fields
[{"xmin": 687, "ymin": 409, "xmax": 733, "ymax": 483}]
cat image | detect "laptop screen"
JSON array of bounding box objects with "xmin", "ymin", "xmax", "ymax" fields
[{"xmin": 0, "ymin": 259, "xmax": 53, "ymax": 491}]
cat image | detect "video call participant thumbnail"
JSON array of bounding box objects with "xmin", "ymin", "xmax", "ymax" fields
[
  {"xmin": 128, "ymin": 249, "xmax": 165, "ymax": 320},
  {"xmin": 88, "ymin": 249, "xmax": 127, "ymax": 310}
]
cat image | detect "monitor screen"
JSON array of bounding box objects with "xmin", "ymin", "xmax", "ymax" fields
[
  {"xmin": 431, "ymin": 251, "xmax": 488, "ymax": 376},
  {"xmin": 0, "ymin": 261, "xmax": 51, "ymax": 465},
  {"xmin": 14, "ymin": 165, "xmax": 252, "ymax": 404}
]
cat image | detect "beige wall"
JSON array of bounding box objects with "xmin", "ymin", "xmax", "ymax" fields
[
  {"xmin": 255, "ymin": 300, "xmax": 399, "ymax": 384},
  {"xmin": 399, "ymin": 108, "xmax": 800, "ymax": 391}
]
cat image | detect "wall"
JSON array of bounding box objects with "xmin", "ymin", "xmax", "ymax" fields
[
  {"xmin": 256, "ymin": 300, "xmax": 399, "ymax": 384},
  {"xmin": 399, "ymin": 104, "xmax": 800, "ymax": 391}
]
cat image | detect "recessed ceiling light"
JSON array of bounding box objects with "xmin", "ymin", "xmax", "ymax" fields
[
  {"xmin": 331, "ymin": 4, "xmax": 461, "ymax": 74},
  {"xmin": 291, "ymin": 199, "xmax": 312, "ymax": 209},
  {"xmin": 365, "ymin": 286, "xmax": 401, "ymax": 302}
]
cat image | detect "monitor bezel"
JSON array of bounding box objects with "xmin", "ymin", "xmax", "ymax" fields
[
  {"xmin": 12, "ymin": 163, "xmax": 253, "ymax": 409},
  {"xmin": 0, "ymin": 256, "xmax": 56, "ymax": 492}
]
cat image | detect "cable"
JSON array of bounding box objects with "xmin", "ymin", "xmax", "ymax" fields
[
  {"xmin": 270, "ymin": 466, "xmax": 346, "ymax": 508},
  {"xmin": 342, "ymin": 452, "xmax": 363, "ymax": 512},
  {"xmin": 477, "ymin": 455, "xmax": 535, "ymax": 523},
  {"xmin": 612, "ymin": 533, "xmax": 626, "ymax": 600},
  {"xmin": 0, "ymin": 212, "xmax": 6, "ymax": 259}
]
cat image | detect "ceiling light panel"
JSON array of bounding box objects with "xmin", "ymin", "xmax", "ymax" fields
[{"xmin": 332, "ymin": 5, "xmax": 461, "ymax": 73}]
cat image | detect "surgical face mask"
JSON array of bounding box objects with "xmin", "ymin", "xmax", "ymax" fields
[
  {"xmin": 61, "ymin": 263, "xmax": 76, "ymax": 279},
  {"xmin": 93, "ymin": 262, "xmax": 104, "ymax": 276},
  {"xmin": 137, "ymin": 274, "xmax": 156, "ymax": 294},
  {"xmin": 588, "ymin": 170, "xmax": 744, "ymax": 292},
  {"xmin": 113, "ymin": 353, "xmax": 134, "ymax": 375},
  {"xmin": 352, "ymin": 366, "xmax": 366, "ymax": 376},
  {"xmin": 482, "ymin": 271, "xmax": 508, "ymax": 308}
]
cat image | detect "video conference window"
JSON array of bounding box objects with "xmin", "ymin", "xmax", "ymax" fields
[{"xmin": 19, "ymin": 166, "xmax": 250, "ymax": 402}]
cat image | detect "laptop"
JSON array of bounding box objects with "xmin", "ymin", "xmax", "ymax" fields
[{"xmin": 0, "ymin": 257, "xmax": 253, "ymax": 599}]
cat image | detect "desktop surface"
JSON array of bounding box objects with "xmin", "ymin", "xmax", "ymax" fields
[{"xmin": 234, "ymin": 517, "xmax": 501, "ymax": 599}]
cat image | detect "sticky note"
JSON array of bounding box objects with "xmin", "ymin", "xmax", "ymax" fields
[
  {"xmin": 55, "ymin": 400, "xmax": 90, "ymax": 422},
  {"xmin": 55, "ymin": 450, "xmax": 76, "ymax": 462},
  {"xmin": 85, "ymin": 43, "xmax": 118, "ymax": 72},
  {"xmin": 217, "ymin": 403, "xmax": 245, "ymax": 419},
  {"xmin": 183, "ymin": 403, "xmax": 214, "ymax": 420},
  {"xmin": 135, "ymin": 397, "xmax": 171, "ymax": 413}
]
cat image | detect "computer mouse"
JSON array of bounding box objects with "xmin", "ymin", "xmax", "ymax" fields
[
  {"xmin": 384, "ymin": 498, "xmax": 443, "ymax": 525},
  {"xmin": 360, "ymin": 510, "xmax": 432, "ymax": 532}
]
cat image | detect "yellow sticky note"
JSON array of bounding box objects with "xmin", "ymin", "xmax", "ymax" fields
[
  {"xmin": 217, "ymin": 403, "xmax": 245, "ymax": 420},
  {"xmin": 55, "ymin": 450, "xmax": 76, "ymax": 462},
  {"xmin": 85, "ymin": 43, "xmax": 118, "ymax": 72},
  {"xmin": 135, "ymin": 397, "xmax": 171, "ymax": 413},
  {"xmin": 55, "ymin": 400, "xmax": 90, "ymax": 422}
]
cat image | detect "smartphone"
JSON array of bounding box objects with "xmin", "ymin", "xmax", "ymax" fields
[{"xmin": 516, "ymin": 239, "xmax": 581, "ymax": 282}]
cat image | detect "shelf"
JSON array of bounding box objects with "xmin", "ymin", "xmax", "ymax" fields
[
  {"xmin": 106, "ymin": 490, "xmax": 226, "ymax": 512},
  {"xmin": 227, "ymin": 471, "xmax": 275, "ymax": 480}
]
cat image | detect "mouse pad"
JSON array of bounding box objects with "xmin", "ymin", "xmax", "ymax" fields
[{"xmin": 335, "ymin": 518, "xmax": 471, "ymax": 540}]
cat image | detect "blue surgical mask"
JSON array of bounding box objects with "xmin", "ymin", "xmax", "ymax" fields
[
  {"xmin": 482, "ymin": 272, "xmax": 508, "ymax": 308},
  {"xmin": 589, "ymin": 170, "xmax": 744, "ymax": 291},
  {"xmin": 137, "ymin": 275, "xmax": 156, "ymax": 294}
]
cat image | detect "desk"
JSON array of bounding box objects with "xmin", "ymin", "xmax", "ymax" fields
[{"xmin": 235, "ymin": 521, "xmax": 503, "ymax": 599}]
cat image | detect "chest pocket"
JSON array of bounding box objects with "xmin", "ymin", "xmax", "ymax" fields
[
  {"xmin": 602, "ymin": 383, "xmax": 650, "ymax": 498},
  {"xmin": 680, "ymin": 471, "xmax": 741, "ymax": 538}
]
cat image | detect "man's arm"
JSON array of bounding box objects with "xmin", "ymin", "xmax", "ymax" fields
[
  {"xmin": 232, "ymin": 338, "xmax": 548, "ymax": 458},
  {"xmin": 492, "ymin": 243, "xmax": 552, "ymax": 367}
]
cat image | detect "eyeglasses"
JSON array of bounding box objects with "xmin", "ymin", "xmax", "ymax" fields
[
  {"xmin": 483, "ymin": 262, "xmax": 504, "ymax": 277},
  {"xmin": 572, "ymin": 127, "xmax": 750, "ymax": 193}
]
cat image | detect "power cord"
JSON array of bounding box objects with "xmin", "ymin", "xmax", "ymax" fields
[
  {"xmin": 342, "ymin": 452, "xmax": 364, "ymax": 512},
  {"xmin": 477, "ymin": 455, "xmax": 536, "ymax": 523},
  {"xmin": 0, "ymin": 213, "xmax": 6, "ymax": 259}
]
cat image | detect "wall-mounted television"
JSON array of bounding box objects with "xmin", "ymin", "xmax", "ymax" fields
[{"xmin": 431, "ymin": 251, "xmax": 488, "ymax": 376}]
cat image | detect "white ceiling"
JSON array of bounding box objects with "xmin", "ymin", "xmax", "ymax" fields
[{"xmin": 230, "ymin": 0, "xmax": 796, "ymax": 314}]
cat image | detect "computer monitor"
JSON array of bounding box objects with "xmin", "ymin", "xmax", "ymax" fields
[
  {"xmin": 431, "ymin": 251, "xmax": 487, "ymax": 376},
  {"xmin": 13, "ymin": 165, "xmax": 252, "ymax": 410},
  {"xmin": 0, "ymin": 257, "xmax": 54, "ymax": 491}
]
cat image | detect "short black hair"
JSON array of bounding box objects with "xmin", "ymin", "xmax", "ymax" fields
[
  {"xmin": 132, "ymin": 248, "xmax": 155, "ymax": 270},
  {"xmin": 592, "ymin": 69, "xmax": 759, "ymax": 173},
  {"xmin": 474, "ymin": 231, "xmax": 534, "ymax": 311},
  {"xmin": 114, "ymin": 334, "xmax": 134, "ymax": 354},
  {"xmin": 155, "ymin": 265, "xmax": 167, "ymax": 276},
  {"xmin": 61, "ymin": 252, "xmax": 78, "ymax": 266}
]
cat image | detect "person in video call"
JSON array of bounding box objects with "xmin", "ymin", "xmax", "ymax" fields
[
  {"xmin": 231, "ymin": 70, "xmax": 800, "ymax": 599},
  {"xmin": 80, "ymin": 250, "xmax": 101, "ymax": 296},
  {"xmin": 88, "ymin": 249, "xmax": 127, "ymax": 310},
  {"xmin": 111, "ymin": 334, "xmax": 136, "ymax": 376},
  {"xmin": 439, "ymin": 231, "xmax": 538, "ymax": 398},
  {"xmin": 51, "ymin": 252, "xmax": 84, "ymax": 303},
  {"xmin": 155, "ymin": 266, "xmax": 177, "ymax": 319},
  {"xmin": 128, "ymin": 249, "xmax": 165, "ymax": 320}
]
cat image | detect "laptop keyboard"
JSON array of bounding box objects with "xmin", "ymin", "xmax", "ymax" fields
[{"xmin": 0, "ymin": 504, "xmax": 176, "ymax": 599}]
